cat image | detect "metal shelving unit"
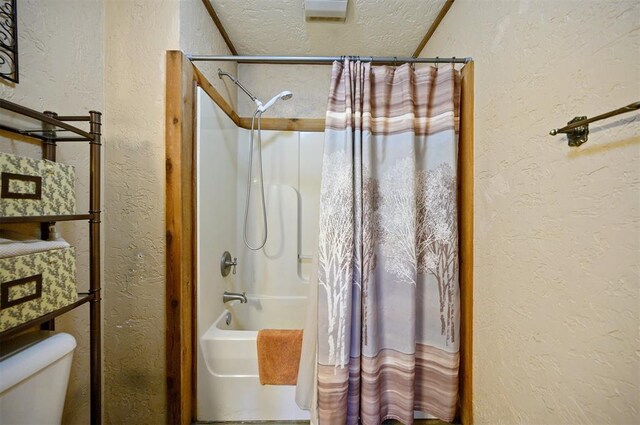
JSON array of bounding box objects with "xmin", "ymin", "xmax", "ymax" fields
[
  {"xmin": 0, "ymin": 214, "xmax": 93, "ymax": 223},
  {"xmin": 0, "ymin": 98, "xmax": 102, "ymax": 424}
]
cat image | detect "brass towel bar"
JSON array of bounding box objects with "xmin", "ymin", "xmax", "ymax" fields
[{"xmin": 550, "ymin": 101, "xmax": 640, "ymax": 147}]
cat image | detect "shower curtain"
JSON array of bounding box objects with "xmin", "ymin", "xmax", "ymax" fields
[{"xmin": 296, "ymin": 58, "xmax": 461, "ymax": 425}]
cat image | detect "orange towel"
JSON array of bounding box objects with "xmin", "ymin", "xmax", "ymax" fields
[{"xmin": 257, "ymin": 329, "xmax": 303, "ymax": 385}]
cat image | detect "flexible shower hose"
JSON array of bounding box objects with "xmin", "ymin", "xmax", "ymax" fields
[{"xmin": 243, "ymin": 108, "xmax": 268, "ymax": 250}]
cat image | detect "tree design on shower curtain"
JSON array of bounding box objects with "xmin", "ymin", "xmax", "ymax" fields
[
  {"xmin": 317, "ymin": 151, "xmax": 354, "ymax": 368},
  {"xmin": 377, "ymin": 160, "xmax": 459, "ymax": 345},
  {"xmin": 360, "ymin": 169, "xmax": 379, "ymax": 347},
  {"xmin": 318, "ymin": 154, "xmax": 459, "ymax": 366},
  {"xmin": 417, "ymin": 163, "xmax": 458, "ymax": 344},
  {"xmin": 378, "ymin": 158, "xmax": 418, "ymax": 287}
]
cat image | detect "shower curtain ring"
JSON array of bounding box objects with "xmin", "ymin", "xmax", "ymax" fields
[
  {"xmin": 435, "ymin": 57, "xmax": 439, "ymax": 70},
  {"xmin": 393, "ymin": 56, "xmax": 398, "ymax": 67}
]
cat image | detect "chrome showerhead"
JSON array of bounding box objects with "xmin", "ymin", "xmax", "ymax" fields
[
  {"xmin": 257, "ymin": 91, "xmax": 293, "ymax": 113},
  {"xmin": 218, "ymin": 69, "xmax": 292, "ymax": 114}
]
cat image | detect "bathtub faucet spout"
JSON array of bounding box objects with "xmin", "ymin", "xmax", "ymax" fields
[{"xmin": 223, "ymin": 291, "xmax": 247, "ymax": 304}]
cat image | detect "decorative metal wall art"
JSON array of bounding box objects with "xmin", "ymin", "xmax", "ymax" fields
[{"xmin": 0, "ymin": 0, "xmax": 18, "ymax": 83}]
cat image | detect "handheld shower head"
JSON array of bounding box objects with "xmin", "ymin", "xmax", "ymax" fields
[
  {"xmin": 257, "ymin": 91, "xmax": 293, "ymax": 113},
  {"xmin": 218, "ymin": 69, "xmax": 293, "ymax": 115}
]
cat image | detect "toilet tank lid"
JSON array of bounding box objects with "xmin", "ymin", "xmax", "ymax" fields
[{"xmin": 0, "ymin": 332, "xmax": 76, "ymax": 393}]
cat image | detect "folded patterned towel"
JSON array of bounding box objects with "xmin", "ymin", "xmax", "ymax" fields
[
  {"xmin": 0, "ymin": 230, "xmax": 70, "ymax": 259},
  {"xmin": 257, "ymin": 329, "xmax": 303, "ymax": 385}
]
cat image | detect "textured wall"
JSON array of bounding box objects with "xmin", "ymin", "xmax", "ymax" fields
[
  {"xmin": 237, "ymin": 64, "xmax": 331, "ymax": 118},
  {"xmin": 180, "ymin": 0, "xmax": 238, "ymax": 108},
  {"xmin": 103, "ymin": 0, "xmax": 235, "ymax": 423},
  {"xmin": 103, "ymin": 2, "xmax": 179, "ymax": 422},
  {"xmin": 104, "ymin": 1, "xmax": 180, "ymax": 424},
  {"xmin": 0, "ymin": 1, "xmax": 104, "ymax": 423},
  {"xmin": 420, "ymin": 1, "xmax": 640, "ymax": 423}
]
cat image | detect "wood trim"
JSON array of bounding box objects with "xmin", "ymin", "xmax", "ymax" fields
[
  {"xmin": 192, "ymin": 62, "xmax": 325, "ymax": 132},
  {"xmin": 165, "ymin": 50, "xmax": 196, "ymax": 425},
  {"xmin": 237, "ymin": 117, "xmax": 325, "ymax": 132},
  {"xmin": 458, "ymin": 61, "xmax": 474, "ymax": 425},
  {"xmin": 193, "ymin": 65, "xmax": 240, "ymax": 126},
  {"xmin": 200, "ymin": 0, "xmax": 238, "ymax": 55},
  {"xmin": 412, "ymin": 0, "xmax": 455, "ymax": 57}
]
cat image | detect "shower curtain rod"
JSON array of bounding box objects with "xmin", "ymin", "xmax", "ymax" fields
[{"xmin": 187, "ymin": 54, "xmax": 471, "ymax": 65}]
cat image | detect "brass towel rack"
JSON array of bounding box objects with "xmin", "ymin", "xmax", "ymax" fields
[{"xmin": 550, "ymin": 101, "xmax": 640, "ymax": 147}]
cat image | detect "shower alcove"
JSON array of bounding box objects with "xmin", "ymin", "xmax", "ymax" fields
[{"xmin": 165, "ymin": 50, "xmax": 474, "ymax": 425}]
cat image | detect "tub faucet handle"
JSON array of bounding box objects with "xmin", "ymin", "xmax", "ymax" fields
[{"xmin": 220, "ymin": 251, "xmax": 237, "ymax": 277}]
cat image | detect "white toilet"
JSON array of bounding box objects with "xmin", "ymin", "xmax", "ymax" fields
[{"xmin": 0, "ymin": 331, "xmax": 76, "ymax": 425}]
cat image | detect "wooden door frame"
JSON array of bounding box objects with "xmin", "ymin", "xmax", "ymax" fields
[{"xmin": 165, "ymin": 50, "xmax": 474, "ymax": 425}]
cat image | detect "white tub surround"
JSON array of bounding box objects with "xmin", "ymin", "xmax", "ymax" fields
[{"xmin": 199, "ymin": 295, "xmax": 309, "ymax": 421}]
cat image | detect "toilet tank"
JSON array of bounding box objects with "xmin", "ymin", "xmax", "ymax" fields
[{"xmin": 0, "ymin": 331, "xmax": 76, "ymax": 425}]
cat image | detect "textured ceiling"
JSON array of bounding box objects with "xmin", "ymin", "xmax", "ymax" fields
[{"xmin": 209, "ymin": 0, "xmax": 447, "ymax": 56}]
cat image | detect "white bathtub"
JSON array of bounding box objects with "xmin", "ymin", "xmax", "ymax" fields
[{"xmin": 198, "ymin": 295, "xmax": 310, "ymax": 421}]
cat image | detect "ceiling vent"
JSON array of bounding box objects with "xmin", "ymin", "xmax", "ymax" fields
[{"xmin": 305, "ymin": 0, "xmax": 348, "ymax": 21}]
